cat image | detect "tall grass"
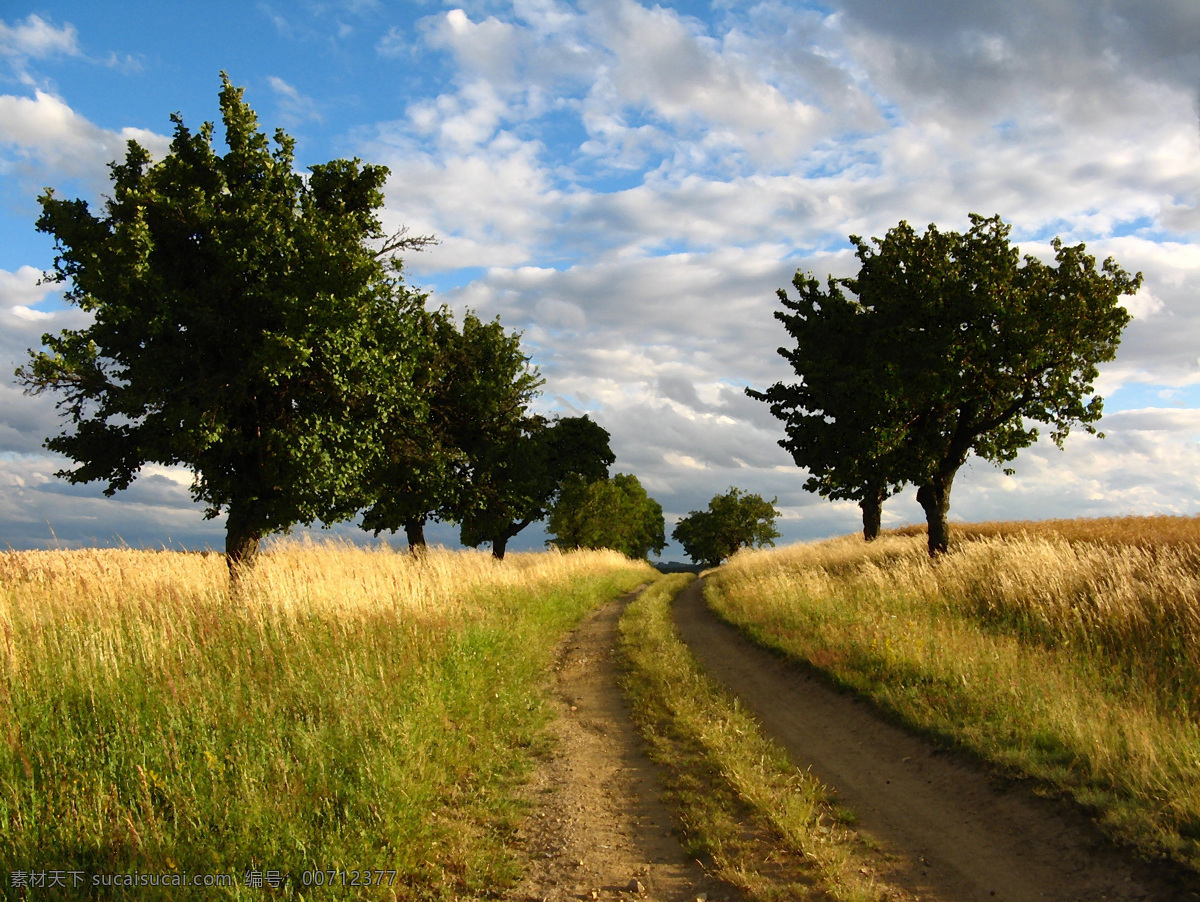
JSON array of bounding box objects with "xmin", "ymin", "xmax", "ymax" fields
[
  {"xmin": 0, "ymin": 540, "xmax": 652, "ymax": 899},
  {"xmin": 707, "ymin": 519, "xmax": 1200, "ymax": 871},
  {"xmin": 890, "ymin": 513, "xmax": 1200, "ymax": 552}
]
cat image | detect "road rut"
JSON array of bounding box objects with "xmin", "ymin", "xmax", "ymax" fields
[
  {"xmin": 672, "ymin": 577, "xmax": 1198, "ymax": 902},
  {"xmin": 504, "ymin": 589, "xmax": 746, "ymax": 902}
]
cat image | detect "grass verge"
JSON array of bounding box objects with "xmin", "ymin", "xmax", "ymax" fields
[
  {"xmin": 617, "ymin": 574, "xmax": 896, "ymax": 902},
  {"xmin": 0, "ymin": 541, "xmax": 653, "ymax": 900},
  {"xmin": 706, "ymin": 526, "xmax": 1200, "ymax": 873}
]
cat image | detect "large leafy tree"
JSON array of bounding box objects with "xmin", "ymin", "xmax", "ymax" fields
[
  {"xmin": 746, "ymin": 272, "xmax": 908, "ymax": 541},
  {"xmin": 855, "ymin": 215, "xmax": 1140, "ymax": 555},
  {"xmin": 672, "ymin": 488, "xmax": 780, "ymax": 569},
  {"xmin": 361, "ymin": 309, "xmax": 537, "ymax": 553},
  {"xmin": 547, "ymin": 473, "xmax": 666, "ymax": 559},
  {"xmin": 460, "ymin": 414, "xmax": 615, "ymax": 559},
  {"xmin": 16, "ymin": 74, "xmax": 428, "ymax": 572},
  {"xmin": 754, "ymin": 214, "xmax": 1141, "ymax": 557}
]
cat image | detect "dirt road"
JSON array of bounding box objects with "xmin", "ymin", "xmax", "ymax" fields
[
  {"xmin": 506, "ymin": 580, "xmax": 1200, "ymax": 901},
  {"xmin": 504, "ymin": 589, "xmax": 745, "ymax": 902},
  {"xmin": 672, "ymin": 578, "xmax": 1200, "ymax": 902}
]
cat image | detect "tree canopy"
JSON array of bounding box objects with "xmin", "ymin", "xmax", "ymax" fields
[
  {"xmin": 751, "ymin": 214, "xmax": 1141, "ymax": 555},
  {"xmin": 361, "ymin": 308, "xmax": 540, "ymax": 553},
  {"xmin": 746, "ymin": 271, "xmax": 906, "ymax": 541},
  {"xmin": 17, "ymin": 74, "xmax": 430, "ymax": 571},
  {"xmin": 672, "ymin": 488, "xmax": 780, "ymax": 569},
  {"xmin": 547, "ymin": 472, "xmax": 666, "ymax": 559},
  {"xmin": 459, "ymin": 414, "xmax": 615, "ymax": 559}
]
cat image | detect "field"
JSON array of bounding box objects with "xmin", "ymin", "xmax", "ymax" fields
[
  {"xmin": 705, "ymin": 515, "xmax": 1200, "ymax": 872},
  {"xmin": 0, "ymin": 540, "xmax": 653, "ymax": 899},
  {"xmin": 6, "ymin": 515, "xmax": 1200, "ymax": 899}
]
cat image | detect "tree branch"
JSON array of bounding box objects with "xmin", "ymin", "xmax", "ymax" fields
[{"xmin": 375, "ymin": 225, "xmax": 439, "ymax": 260}]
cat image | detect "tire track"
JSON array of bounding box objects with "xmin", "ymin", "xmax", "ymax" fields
[
  {"xmin": 505, "ymin": 589, "xmax": 746, "ymax": 902},
  {"xmin": 672, "ymin": 577, "xmax": 1198, "ymax": 902}
]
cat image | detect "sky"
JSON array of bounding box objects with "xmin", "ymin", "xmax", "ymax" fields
[{"xmin": 1, "ymin": 1, "xmax": 1198, "ymax": 559}]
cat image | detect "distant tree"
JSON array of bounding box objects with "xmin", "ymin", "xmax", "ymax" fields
[
  {"xmin": 460, "ymin": 414, "xmax": 615, "ymax": 560},
  {"xmin": 672, "ymin": 488, "xmax": 780, "ymax": 568},
  {"xmin": 850, "ymin": 214, "xmax": 1140, "ymax": 556},
  {"xmin": 746, "ymin": 272, "xmax": 908, "ymax": 541},
  {"xmin": 547, "ymin": 473, "xmax": 666, "ymax": 559},
  {"xmin": 361, "ymin": 309, "xmax": 538, "ymax": 554},
  {"xmin": 16, "ymin": 74, "xmax": 431, "ymax": 574}
]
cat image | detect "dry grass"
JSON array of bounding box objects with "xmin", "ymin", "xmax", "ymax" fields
[
  {"xmin": 889, "ymin": 513, "xmax": 1200, "ymax": 553},
  {"xmin": 0, "ymin": 539, "xmax": 653, "ymax": 899},
  {"xmin": 707, "ymin": 517, "xmax": 1200, "ymax": 871}
]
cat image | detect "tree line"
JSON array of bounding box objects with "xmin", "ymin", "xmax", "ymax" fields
[{"xmin": 16, "ymin": 75, "xmax": 670, "ymax": 571}]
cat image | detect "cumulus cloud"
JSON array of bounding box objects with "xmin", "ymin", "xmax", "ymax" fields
[
  {"xmin": 368, "ymin": 127, "xmax": 566, "ymax": 269},
  {"xmin": 0, "ymin": 266, "xmax": 93, "ymax": 457},
  {"xmin": 0, "ymin": 89, "xmax": 170, "ymax": 188},
  {"xmin": 0, "ymin": 453, "xmax": 224, "ymax": 550},
  {"xmin": 837, "ymin": 0, "xmax": 1200, "ymax": 128},
  {"xmin": 580, "ymin": 0, "xmax": 825, "ymax": 167}
]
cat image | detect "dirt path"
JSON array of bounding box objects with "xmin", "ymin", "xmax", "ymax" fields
[
  {"xmin": 673, "ymin": 578, "xmax": 1200, "ymax": 902},
  {"xmin": 504, "ymin": 589, "xmax": 745, "ymax": 902}
]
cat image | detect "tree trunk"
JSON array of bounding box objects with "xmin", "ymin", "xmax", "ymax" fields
[
  {"xmin": 859, "ymin": 489, "xmax": 885, "ymax": 542},
  {"xmin": 225, "ymin": 506, "xmax": 264, "ymax": 587},
  {"xmin": 916, "ymin": 476, "xmax": 954, "ymax": 557},
  {"xmin": 492, "ymin": 534, "xmax": 508, "ymax": 560},
  {"xmin": 404, "ymin": 519, "xmax": 427, "ymax": 556}
]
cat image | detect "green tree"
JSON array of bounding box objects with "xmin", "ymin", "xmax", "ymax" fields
[
  {"xmin": 756, "ymin": 214, "xmax": 1141, "ymax": 557},
  {"xmin": 361, "ymin": 309, "xmax": 538, "ymax": 554},
  {"xmin": 746, "ymin": 271, "xmax": 907, "ymax": 541},
  {"xmin": 547, "ymin": 473, "xmax": 666, "ymax": 559},
  {"xmin": 16, "ymin": 74, "xmax": 429, "ymax": 573},
  {"xmin": 459, "ymin": 414, "xmax": 615, "ymax": 559},
  {"xmin": 853, "ymin": 214, "xmax": 1140, "ymax": 556},
  {"xmin": 671, "ymin": 488, "xmax": 780, "ymax": 568}
]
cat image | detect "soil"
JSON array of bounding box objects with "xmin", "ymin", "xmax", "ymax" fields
[
  {"xmin": 503, "ymin": 588, "xmax": 746, "ymax": 902},
  {"xmin": 505, "ymin": 580, "xmax": 1200, "ymax": 902}
]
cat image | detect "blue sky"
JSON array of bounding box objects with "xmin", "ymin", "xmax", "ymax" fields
[{"xmin": 1, "ymin": 1, "xmax": 1199, "ymax": 556}]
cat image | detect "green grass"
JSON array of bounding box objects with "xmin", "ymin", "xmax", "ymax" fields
[
  {"xmin": 617, "ymin": 574, "xmax": 893, "ymax": 902},
  {"xmin": 0, "ymin": 544, "xmax": 653, "ymax": 900}
]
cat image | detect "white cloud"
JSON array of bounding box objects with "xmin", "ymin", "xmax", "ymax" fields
[
  {"xmin": 0, "ymin": 452, "xmax": 223, "ymax": 550},
  {"xmin": 370, "ymin": 126, "xmax": 565, "ymax": 269},
  {"xmin": 376, "ymin": 25, "xmax": 408, "ymax": 57},
  {"xmin": 0, "ymin": 89, "xmax": 171, "ymax": 183},
  {"xmin": 582, "ymin": 0, "xmax": 825, "ymax": 166},
  {"xmin": 0, "ymin": 265, "xmax": 49, "ymax": 309},
  {"xmin": 422, "ymin": 8, "xmax": 523, "ymax": 85},
  {"xmin": 0, "ymin": 14, "xmax": 145, "ymax": 86},
  {"xmin": 0, "ymin": 266, "xmax": 93, "ymax": 458},
  {"xmin": 0, "ymin": 14, "xmax": 79, "ymax": 61},
  {"xmin": 267, "ymin": 75, "xmax": 322, "ymax": 125}
]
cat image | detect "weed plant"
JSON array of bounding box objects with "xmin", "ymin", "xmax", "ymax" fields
[
  {"xmin": 0, "ymin": 540, "xmax": 652, "ymax": 899},
  {"xmin": 707, "ymin": 519, "xmax": 1200, "ymax": 871}
]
